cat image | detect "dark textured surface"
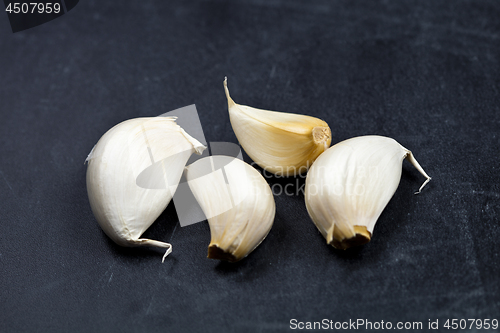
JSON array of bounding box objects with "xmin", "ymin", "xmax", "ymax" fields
[{"xmin": 1, "ymin": 1, "xmax": 499, "ymax": 332}]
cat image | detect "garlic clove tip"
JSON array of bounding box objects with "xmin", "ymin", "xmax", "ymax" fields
[
  {"xmin": 223, "ymin": 77, "xmax": 236, "ymax": 108},
  {"xmin": 161, "ymin": 245, "xmax": 173, "ymax": 263}
]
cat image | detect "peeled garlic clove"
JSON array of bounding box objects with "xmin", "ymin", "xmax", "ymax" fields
[
  {"xmin": 185, "ymin": 156, "xmax": 275, "ymax": 262},
  {"xmin": 224, "ymin": 78, "xmax": 331, "ymax": 176},
  {"xmin": 305, "ymin": 135, "xmax": 431, "ymax": 250},
  {"xmin": 86, "ymin": 117, "xmax": 205, "ymax": 261}
]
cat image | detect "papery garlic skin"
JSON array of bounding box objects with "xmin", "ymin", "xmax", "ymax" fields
[
  {"xmin": 305, "ymin": 135, "xmax": 431, "ymax": 250},
  {"xmin": 185, "ymin": 156, "xmax": 275, "ymax": 262},
  {"xmin": 224, "ymin": 78, "xmax": 331, "ymax": 176},
  {"xmin": 86, "ymin": 117, "xmax": 205, "ymax": 261}
]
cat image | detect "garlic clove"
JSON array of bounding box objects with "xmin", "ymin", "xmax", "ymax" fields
[
  {"xmin": 224, "ymin": 78, "xmax": 331, "ymax": 176},
  {"xmin": 185, "ymin": 155, "xmax": 275, "ymax": 262},
  {"xmin": 86, "ymin": 117, "xmax": 205, "ymax": 261},
  {"xmin": 305, "ymin": 135, "xmax": 431, "ymax": 250}
]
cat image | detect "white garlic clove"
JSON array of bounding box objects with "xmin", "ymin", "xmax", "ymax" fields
[
  {"xmin": 185, "ymin": 156, "xmax": 275, "ymax": 262},
  {"xmin": 224, "ymin": 78, "xmax": 331, "ymax": 176},
  {"xmin": 86, "ymin": 117, "xmax": 205, "ymax": 261},
  {"xmin": 305, "ymin": 135, "xmax": 431, "ymax": 250}
]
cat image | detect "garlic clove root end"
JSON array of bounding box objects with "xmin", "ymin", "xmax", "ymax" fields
[
  {"xmin": 330, "ymin": 226, "xmax": 372, "ymax": 250},
  {"xmin": 207, "ymin": 244, "xmax": 239, "ymax": 263}
]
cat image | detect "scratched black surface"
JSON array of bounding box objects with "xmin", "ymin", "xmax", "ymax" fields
[{"xmin": 0, "ymin": 1, "xmax": 499, "ymax": 332}]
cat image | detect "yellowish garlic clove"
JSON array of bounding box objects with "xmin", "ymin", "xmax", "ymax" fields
[
  {"xmin": 224, "ymin": 78, "xmax": 331, "ymax": 176},
  {"xmin": 185, "ymin": 156, "xmax": 275, "ymax": 262},
  {"xmin": 305, "ymin": 135, "xmax": 431, "ymax": 250},
  {"xmin": 86, "ymin": 117, "xmax": 205, "ymax": 261}
]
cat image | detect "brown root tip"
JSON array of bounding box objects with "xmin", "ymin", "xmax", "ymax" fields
[
  {"xmin": 331, "ymin": 226, "xmax": 371, "ymax": 250},
  {"xmin": 312, "ymin": 126, "xmax": 330, "ymax": 143},
  {"xmin": 208, "ymin": 244, "xmax": 239, "ymax": 262},
  {"xmin": 312, "ymin": 126, "xmax": 332, "ymax": 152}
]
